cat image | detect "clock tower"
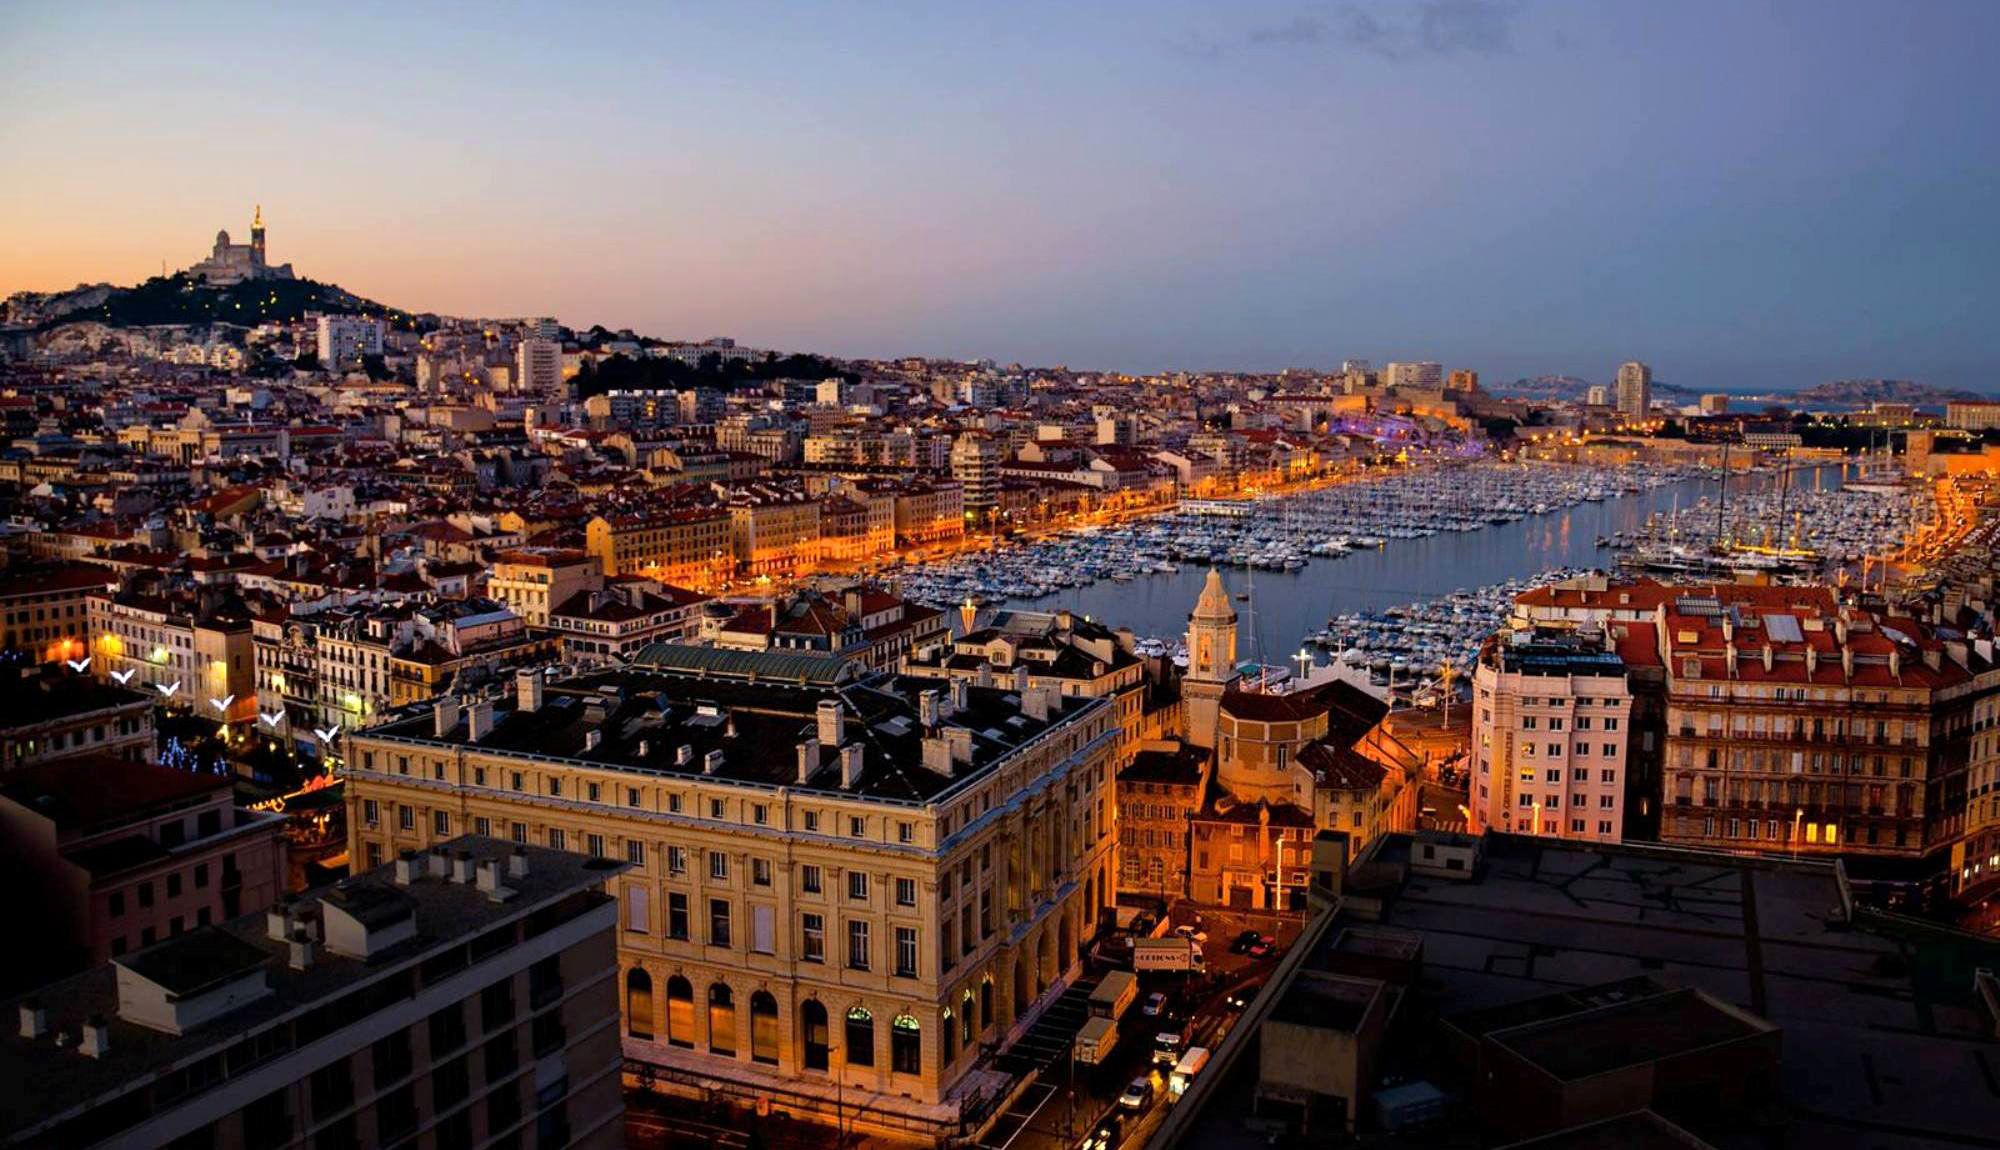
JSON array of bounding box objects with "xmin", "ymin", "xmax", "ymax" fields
[{"xmin": 1184, "ymin": 567, "xmax": 1239, "ymax": 749}]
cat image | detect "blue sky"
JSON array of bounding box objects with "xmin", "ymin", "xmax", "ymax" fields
[{"xmin": 2, "ymin": 1, "xmax": 1996, "ymax": 389}]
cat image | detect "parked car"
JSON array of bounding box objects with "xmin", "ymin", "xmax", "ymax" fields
[
  {"xmin": 1118, "ymin": 1078, "xmax": 1153, "ymax": 1111},
  {"xmin": 1173, "ymin": 924, "xmax": 1209, "ymax": 943},
  {"xmin": 1247, "ymin": 934, "xmax": 1276, "ymax": 959},
  {"xmin": 1231, "ymin": 929, "xmax": 1262, "ymax": 954},
  {"xmin": 1141, "ymin": 991, "xmax": 1168, "ymax": 1017}
]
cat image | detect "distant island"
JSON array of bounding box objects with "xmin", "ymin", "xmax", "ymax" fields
[{"xmin": 1791, "ymin": 378, "xmax": 1982, "ymax": 406}]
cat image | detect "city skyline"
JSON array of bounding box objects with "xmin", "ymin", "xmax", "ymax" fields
[{"xmin": 3, "ymin": 1, "xmax": 1997, "ymax": 389}]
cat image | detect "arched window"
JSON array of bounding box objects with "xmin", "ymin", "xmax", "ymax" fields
[
  {"xmin": 708, "ymin": 984, "xmax": 736, "ymax": 1056},
  {"xmin": 891, "ymin": 1014, "xmax": 921, "ymax": 1075},
  {"xmin": 942, "ymin": 1007, "xmax": 956, "ymax": 1063},
  {"xmin": 666, "ymin": 976, "xmax": 694, "ymax": 1049},
  {"xmin": 626, "ymin": 968, "xmax": 654, "ymax": 1040},
  {"xmin": 961, "ymin": 990, "xmax": 976, "ymax": 1046},
  {"xmin": 750, "ymin": 991, "xmax": 780, "ymax": 1066},
  {"xmin": 980, "ymin": 978, "xmax": 993, "ymax": 1028},
  {"xmin": 844, "ymin": 1007, "xmax": 875, "ymax": 1067},
  {"xmin": 801, "ymin": 1000, "xmax": 830, "ymax": 1071}
]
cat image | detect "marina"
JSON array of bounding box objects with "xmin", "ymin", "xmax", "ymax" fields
[{"xmin": 892, "ymin": 460, "xmax": 1887, "ymax": 682}]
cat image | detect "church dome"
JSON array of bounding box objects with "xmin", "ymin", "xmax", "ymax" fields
[{"xmin": 215, "ymin": 229, "xmax": 231, "ymax": 246}]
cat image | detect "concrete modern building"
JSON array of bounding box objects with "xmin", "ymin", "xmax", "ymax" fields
[
  {"xmin": 1470, "ymin": 626, "xmax": 1638, "ymax": 843},
  {"xmin": 489, "ymin": 549, "xmax": 603, "ymax": 628},
  {"xmin": 315, "ymin": 315, "xmax": 385, "ymax": 370},
  {"xmin": 0, "ymin": 837, "xmax": 625, "ymax": 1150},
  {"xmin": 516, "ymin": 338, "xmax": 564, "ymax": 404},
  {"xmin": 0, "ymin": 753, "xmax": 287, "ymax": 988},
  {"xmin": 340, "ymin": 649, "xmax": 1119, "ymax": 1139},
  {"xmin": 1614, "ymin": 361, "xmax": 1652, "ymax": 419}
]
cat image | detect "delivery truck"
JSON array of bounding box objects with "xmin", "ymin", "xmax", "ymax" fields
[
  {"xmin": 1169, "ymin": 1046, "xmax": 1210, "ymax": 1098},
  {"xmin": 1074, "ymin": 1015, "xmax": 1119, "ymax": 1066},
  {"xmin": 1089, "ymin": 970, "xmax": 1138, "ymax": 1021}
]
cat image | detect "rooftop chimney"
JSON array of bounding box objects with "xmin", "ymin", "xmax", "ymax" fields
[
  {"xmin": 922, "ymin": 736, "xmax": 954, "ymax": 777},
  {"xmin": 797, "ymin": 737, "xmax": 820, "ymax": 784},
  {"xmin": 704, "ymin": 749, "xmax": 725, "ymax": 775},
  {"xmin": 817, "ymin": 699, "xmax": 845, "ymax": 746},
  {"xmin": 452, "ymin": 851, "xmax": 475, "ymax": 884},
  {"xmin": 394, "ymin": 849, "xmax": 420, "ymax": 886},
  {"xmin": 79, "ymin": 1016, "xmax": 110, "ymax": 1060},
  {"xmin": 1012, "ymin": 666, "xmax": 1029, "ymax": 692},
  {"xmin": 476, "ymin": 859, "xmax": 505, "ymax": 894},
  {"xmin": 919, "ymin": 690, "xmax": 940, "ymax": 729},
  {"xmin": 266, "ymin": 898, "xmax": 295, "ymax": 942},
  {"xmin": 945, "ymin": 725, "xmax": 974, "ymax": 765},
  {"xmin": 516, "ymin": 669, "xmax": 543, "ymax": 713},
  {"xmin": 19, "ymin": 1002, "xmax": 46, "ymax": 1041},
  {"xmin": 949, "ymin": 679, "xmax": 968, "ymax": 711},
  {"xmin": 288, "ymin": 930, "xmax": 316, "ymax": 972},
  {"xmin": 676, "ymin": 744, "xmax": 694, "ymax": 767},
  {"xmin": 509, "ymin": 845, "xmax": 530, "ymax": 879},
  {"xmin": 434, "ymin": 697, "xmax": 460, "ymax": 736},
  {"xmin": 583, "ymin": 729, "xmax": 601, "ymax": 753},
  {"xmin": 840, "ymin": 743, "xmax": 864, "ymax": 788},
  {"xmin": 1023, "ymin": 685, "xmax": 1056, "ymax": 722},
  {"xmin": 428, "ymin": 847, "xmax": 452, "ymax": 879},
  {"xmin": 467, "ymin": 700, "xmax": 494, "ymax": 742}
]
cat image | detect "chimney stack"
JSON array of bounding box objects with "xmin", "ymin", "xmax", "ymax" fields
[
  {"xmin": 516, "ymin": 669, "xmax": 543, "ymax": 713},
  {"xmin": 840, "ymin": 743, "xmax": 864, "ymax": 788},
  {"xmin": 922, "ymin": 736, "xmax": 954, "ymax": 777},
  {"xmin": 676, "ymin": 744, "xmax": 694, "ymax": 767},
  {"xmin": 949, "ymin": 679, "xmax": 968, "ymax": 711},
  {"xmin": 583, "ymin": 729, "xmax": 601, "ymax": 753},
  {"xmin": 945, "ymin": 726, "xmax": 974, "ymax": 765},
  {"xmin": 288, "ymin": 930, "xmax": 316, "ymax": 972},
  {"xmin": 817, "ymin": 699, "xmax": 845, "ymax": 747},
  {"xmin": 1011, "ymin": 666, "xmax": 1029, "ymax": 692},
  {"xmin": 453, "ymin": 850, "xmax": 475, "ymax": 884},
  {"xmin": 919, "ymin": 690, "xmax": 940, "ymax": 729},
  {"xmin": 467, "ymin": 699, "xmax": 494, "ymax": 742},
  {"xmin": 394, "ymin": 849, "xmax": 420, "ymax": 886},
  {"xmin": 508, "ymin": 845, "xmax": 530, "ymax": 879},
  {"xmin": 79, "ymin": 1016, "xmax": 110, "ymax": 1060},
  {"xmin": 434, "ymin": 697, "xmax": 460, "ymax": 736},
  {"xmin": 18, "ymin": 1001, "xmax": 46, "ymax": 1041},
  {"xmin": 704, "ymin": 749, "xmax": 725, "ymax": 775},
  {"xmin": 796, "ymin": 737, "xmax": 819, "ymax": 784}
]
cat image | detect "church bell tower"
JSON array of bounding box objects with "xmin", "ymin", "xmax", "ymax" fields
[
  {"xmin": 250, "ymin": 204, "xmax": 266, "ymax": 267},
  {"xmin": 1184, "ymin": 568, "xmax": 1239, "ymax": 749}
]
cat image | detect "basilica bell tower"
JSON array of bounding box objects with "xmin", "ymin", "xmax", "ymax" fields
[{"xmin": 1184, "ymin": 567, "xmax": 1239, "ymax": 749}]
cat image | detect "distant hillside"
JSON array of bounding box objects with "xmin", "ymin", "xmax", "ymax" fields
[
  {"xmin": 1490, "ymin": 374, "xmax": 1695, "ymax": 401},
  {"xmin": 1793, "ymin": 378, "xmax": 1980, "ymax": 407},
  {"xmin": 5, "ymin": 273, "xmax": 423, "ymax": 334}
]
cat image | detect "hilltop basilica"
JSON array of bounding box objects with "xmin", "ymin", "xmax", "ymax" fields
[{"xmin": 185, "ymin": 206, "xmax": 295, "ymax": 285}]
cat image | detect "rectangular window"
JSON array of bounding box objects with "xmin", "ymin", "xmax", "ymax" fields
[
  {"xmin": 804, "ymin": 810, "xmax": 820, "ymax": 832},
  {"xmin": 849, "ymin": 871, "xmax": 869, "ymax": 902},
  {"xmin": 398, "ymin": 805, "xmax": 414, "ymax": 831},
  {"xmin": 474, "ymin": 817, "xmax": 491, "ymax": 837},
  {"xmin": 709, "ymin": 851, "xmax": 729, "ymax": 881},
  {"xmin": 668, "ymin": 846, "xmax": 686, "ymax": 875},
  {"xmin": 753, "ymin": 857, "xmax": 772, "ymax": 886},
  {"xmin": 626, "ymin": 839, "xmax": 645, "ymax": 865},
  {"xmin": 709, "ymin": 898, "xmax": 732, "ymax": 948},
  {"xmin": 548, "ymin": 828, "xmax": 566, "ymax": 851},
  {"xmin": 668, "ymin": 893, "xmax": 689, "ymax": 940},
  {"xmin": 802, "ymin": 913, "xmax": 825, "ymax": 961},
  {"xmin": 433, "ymin": 810, "xmax": 450, "ymax": 835},
  {"xmin": 801, "ymin": 864, "xmax": 822, "ymax": 894},
  {"xmin": 895, "ymin": 926, "xmax": 918, "ymax": 977},
  {"xmin": 850, "ymin": 816, "xmax": 866, "ymax": 838},
  {"xmin": 627, "ymin": 886, "xmax": 650, "ymax": 933},
  {"xmin": 752, "ymin": 904, "xmax": 775, "ymax": 955},
  {"xmin": 587, "ymin": 833, "xmax": 605, "ymax": 858},
  {"xmin": 710, "ymin": 798, "xmax": 725, "ymax": 819},
  {"xmin": 898, "ymin": 821, "xmax": 914, "ymax": 844},
  {"xmin": 848, "ymin": 920, "xmax": 871, "ymax": 970},
  {"xmin": 895, "ymin": 877, "xmax": 917, "ymax": 906},
  {"xmin": 753, "ymin": 803, "xmax": 768, "ymax": 825}
]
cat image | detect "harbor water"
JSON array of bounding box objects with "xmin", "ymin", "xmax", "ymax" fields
[{"xmin": 985, "ymin": 465, "xmax": 1844, "ymax": 664}]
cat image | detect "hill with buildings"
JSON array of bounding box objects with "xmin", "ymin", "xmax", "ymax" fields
[{"xmin": 1794, "ymin": 378, "xmax": 1981, "ymax": 406}]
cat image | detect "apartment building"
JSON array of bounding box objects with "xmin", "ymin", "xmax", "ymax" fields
[
  {"xmin": 489, "ymin": 549, "xmax": 602, "ymax": 627},
  {"xmin": 1470, "ymin": 627, "xmax": 1638, "ymax": 843},
  {"xmin": 341, "ymin": 650, "xmax": 1118, "ymax": 1138},
  {"xmin": 818, "ymin": 492, "xmax": 895, "ymax": 565},
  {"xmin": 727, "ymin": 485, "xmax": 822, "ymax": 577},
  {"xmin": 903, "ymin": 608, "xmax": 1148, "ymax": 754},
  {"xmin": 548, "ymin": 584, "xmax": 709, "ymax": 666},
  {"xmin": 0, "ymin": 753, "xmax": 287, "ymax": 986},
  {"xmin": 949, "ymin": 434, "xmax": 1002, "ymax": 515},
  {"xmin": 1116, "ymin": 741, "xmax": 1208, "ymax": 899},
  {"xmin": 0, "ymin": 563, "xmax": 114, "ymax": 662},
  {"xmin": 88, "ymin": 590, "xmax": 258, "ymax": 725},
  {"xmin": 0, "ymin": 664, "xmax": 156, "ymax": 770},
  {"xmin": 0, "ymin": 838, "xmax": 626, "ymax": 1150},
  {"xmin": 584, "ymin": 505, "xmax": 733, "ymax": 584},
  {"xmin": 1959, "ymin": 690, "xmax": 2000, "ymax": 899},
  {"xmin": 1655, "ymin": 589, "xmax": 1989, "ymax": 888},
  {"xmin": 875, "ymin": 479, "xmax": 966, "ymax": 549}
]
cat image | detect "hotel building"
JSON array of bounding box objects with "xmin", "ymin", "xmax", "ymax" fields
[
  {"xmin": 1470, "ymin": 626, "xmax": 1638, "ymax": 843},
  {"xmin": 339, "ymin": 648, "xmax": 1117, "ymax": 1139}
]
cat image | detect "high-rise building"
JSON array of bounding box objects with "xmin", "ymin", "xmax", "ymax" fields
[
  {"xmin": 516, "ymin": 338, "xmax": 564, "ymax": 403},
  {"xmin": 1445, "ymin": 369, "xmax": 1479, "ymax": 392},
  {"xmin": 950, "ymin": 433, "xmax": 1002, "ymax": 517},
  {"xmin": 315, "ymin": 314, "xmax": 385, "ymax": 369},
  {"xmin": 1384, "ymin": 362, "xmax": 1443, "ymax": 390},
  {"xmin": 1615, "ymin": 361, "xmax": 1652, "ymax": 418},
  {"xmin": 0, "ymin": 837, "xmax": 627, "ymax": 1150},
  {"xmin": 1700, "ymin": 393, "xmax": 1731, "ymax": 415},
  {"xmin": 340, "ymin": 653, "xmax": 1118, "ymax": 1140}
]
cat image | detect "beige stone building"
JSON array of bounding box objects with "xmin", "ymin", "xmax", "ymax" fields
[{"xmin": 341, "ymin": 649, "xmax": 1118, "ymax": 1139}]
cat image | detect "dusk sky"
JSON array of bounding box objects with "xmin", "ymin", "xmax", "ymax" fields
[{"xmin": 3, "ymin": 1, "xmax": 1996, "ymax": 389}]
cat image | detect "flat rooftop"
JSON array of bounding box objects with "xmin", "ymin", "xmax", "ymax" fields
[
  {"xmin": 1162, "ymin": 833, "xmax": 2000, "ymax": 1149},
  {"xmin": 1268, "ymin": 971, "xmax": 1385, "ymax": 1033},
  {"xmin": 361, "ymin": 662, "xmax": 1104, "ymax": 804},
  {"xmin": 0, "ymin": 837, "xmax": 624, "ymax": 1144},
  {"xmin": 1487, "ymin": 989, "xmax": 1767, "ymax": 1082}
]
